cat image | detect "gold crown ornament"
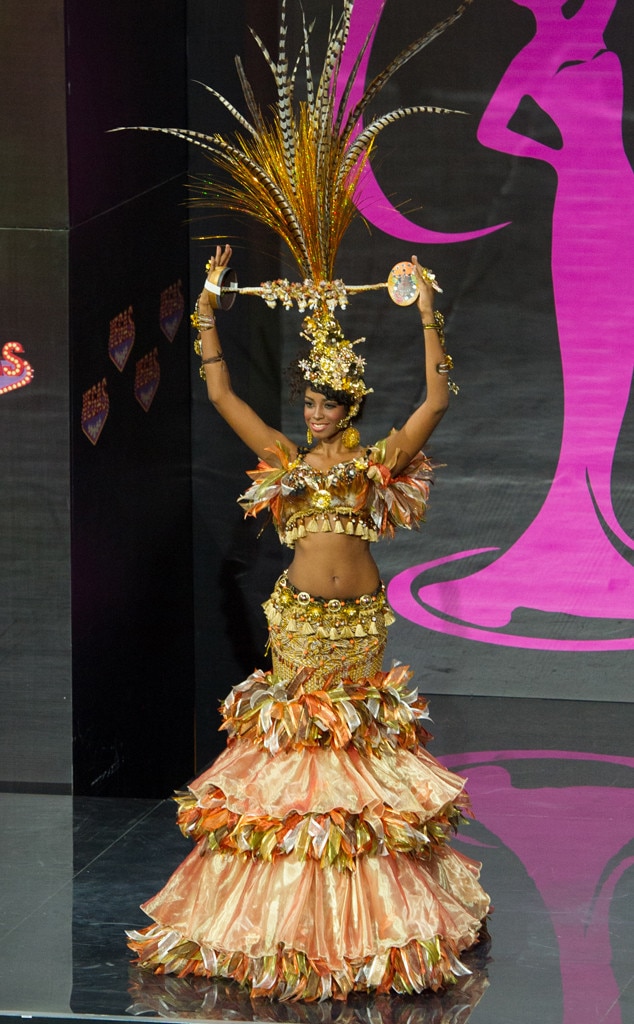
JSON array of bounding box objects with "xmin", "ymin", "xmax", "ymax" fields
[{"xmin": 298, "ymin": 306, "xmax": 372, "ymax": 404}]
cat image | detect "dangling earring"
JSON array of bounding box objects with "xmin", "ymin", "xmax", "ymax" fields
[
  {"xmin": 339, "ymin": 403, "xmax": 360, "ymax": 449},
  {"xmin": 306, "ymin": 427, "xmax": 313, "ymax": 445},
  {"xmin": 342, "ymin": 424, "xmax": 360, "ymax": 449}
]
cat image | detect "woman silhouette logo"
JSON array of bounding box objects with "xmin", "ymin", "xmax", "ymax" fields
[{"xmin": 339, "ymin": 0, "xmax": 634, "ymax": 650}]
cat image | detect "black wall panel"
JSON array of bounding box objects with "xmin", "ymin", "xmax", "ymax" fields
[
  {"xmin": 66, "ymin": 2, "xmax": 192, "ymax": 796},
  {"xmin": 186, "ymin": 0, "xmax": 286, "ymax": 770},
  {"xmin": 0, "ymin": 229, "xmax": 71, "ymax": 789},
  {"xmin": 0, "ymin": 0, "xmax": 71, "ymax": 790},
  {"xmin": 70, "ymin": 180, "xmax": 193, "ymax": 797},
  {"xmin": 0, "ymin": 0, "xmax": 68, "ymax": 228},
  {"xmin": 0, "ymin": 0, "xmax": 192, "ymax": 795},
  {"xmin": 65, "ymin": 0, "xmax": 188, "ymax": 226}
]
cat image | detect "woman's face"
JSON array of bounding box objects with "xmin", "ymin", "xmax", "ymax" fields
[{"xmin": 303, "ymin": 388, "xmax": 347, "ymax": 442}]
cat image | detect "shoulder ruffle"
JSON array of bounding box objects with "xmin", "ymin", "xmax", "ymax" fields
[
  {"xmin": 365, "ymin": 438, "xmax": 435, "ymax": 538},
  {"xmin": 237, "ymin": 442, "xmax": 297, "ymax": 522}
]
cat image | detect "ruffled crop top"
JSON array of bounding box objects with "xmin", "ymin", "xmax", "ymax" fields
[{"xmin": 238, "ymin": 437, "xmax": 434, "ymax": 548}]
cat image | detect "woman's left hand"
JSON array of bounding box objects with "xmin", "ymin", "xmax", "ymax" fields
[{"xmin": 411, "ymin": 255, "xmax": 439, "ymax": 319}]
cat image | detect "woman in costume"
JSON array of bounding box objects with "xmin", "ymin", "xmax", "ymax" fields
[{"xmin": 126, "ymin": 244, "xmax": 490, "ymax": 1000}]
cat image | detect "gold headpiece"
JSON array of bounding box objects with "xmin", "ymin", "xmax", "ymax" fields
[{"xmin": 298, "ymin": 307, "xmax": 372, "ymax": 403}]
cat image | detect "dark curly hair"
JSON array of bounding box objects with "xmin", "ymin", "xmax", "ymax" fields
[{"xmin": 286, "ymin": 354, "xmax": 366, "ymax": 420}]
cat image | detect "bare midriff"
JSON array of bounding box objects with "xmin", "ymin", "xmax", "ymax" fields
[{"xmin": 286, "ymin": 531, "xmax": 381, "ymax": 599}]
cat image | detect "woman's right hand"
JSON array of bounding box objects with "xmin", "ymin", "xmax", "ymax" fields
[{"xmin": 200, "ymin": 243, "xmax": 233, "ymax": 312}]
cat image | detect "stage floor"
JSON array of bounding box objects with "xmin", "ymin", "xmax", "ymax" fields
[{"xmin": 1, "ymin": 693, "xmax": 633, "ymax": 1024}]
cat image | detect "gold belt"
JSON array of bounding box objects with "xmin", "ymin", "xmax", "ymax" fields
[{"xmin": 263, "ymin": 571, "xmax": 395, "ymax": 640}]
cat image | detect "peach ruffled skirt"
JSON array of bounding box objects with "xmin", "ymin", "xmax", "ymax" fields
[{"xmin": 127, "ymin": 624, "xmax": 490, "ymax": 1001}]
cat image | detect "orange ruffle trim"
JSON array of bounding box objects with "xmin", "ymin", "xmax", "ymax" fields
[
  {"xmin": 220, "ymin": 663, "xmax": 433, "ymax": 756},
  {"xmin": 127, "ymin": 925, "xmax": 480, "ymax": 1001},
  {"xmin": 175, "ymin": 787, "xmax": 471, "ymax": 872}
]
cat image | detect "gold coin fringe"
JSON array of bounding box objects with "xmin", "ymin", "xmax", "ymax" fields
[
  {"xmin": 263, "ymin": 579, "xmax": 393, "ymax": 640},
  {"xmin": 280, "ymin": 509, "xmax": 380, "ymax": 546}
]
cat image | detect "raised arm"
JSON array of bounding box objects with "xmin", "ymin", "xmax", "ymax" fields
[
  {"xmin": 195, "ymin": 245, "xmax": 296, "ymax": 461},
  {"xmin": 384, "ymin": 256, "xmax": 451, "ymax": 474}
]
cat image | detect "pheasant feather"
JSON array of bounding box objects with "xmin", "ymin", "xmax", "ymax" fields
[
  {"xmin": 192, "ymin": 80, "xmax": 254, "ymax": 136},
  {"xmin": 300, "ymin": 11, "xmax": 316, "ymax": 112},
  {"xmin": 338, "ymin": 105, "xmax": 468, "ymax": 189},
  {"xmin": 234, "ymin": 56, "xmax": 264, "ymax": 133},
  {"xmin": 340, "ymin": 0, "xmax": 474, "ymax": 150},
  {"xmin": 311, "ymin": 3, "xmax": 352, "ymax": 136},
  {"xmin": 115, "ymin": 0, "xmax": 474, "ymax": 282}
]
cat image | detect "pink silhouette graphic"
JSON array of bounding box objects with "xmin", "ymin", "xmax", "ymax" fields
[
  {"xmin": 338, "ymin": 1, "xmax": 506, "ymax": 244},
  {"xmin": 386, "ymin": 0, "xmax": 634, "ymax": 649},
  {"xmin": 444, "ymin": 750, "xmax": 634, "ymax": 1024}
]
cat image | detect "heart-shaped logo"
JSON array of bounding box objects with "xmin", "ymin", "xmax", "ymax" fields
[
  {"xmin": 160, "ymin": 280, "xmax": 185, "ymax": 342},
  {"xmin": 108, "ymin": 306, "xmax": 135, "ymax": 371},
  {"xmin": 134, "ymin": 348, "xmax": 160, "ymax": 412},
  {"xmin": 81, "ymin": 378, "xmax": 109, "ymax": 445}
]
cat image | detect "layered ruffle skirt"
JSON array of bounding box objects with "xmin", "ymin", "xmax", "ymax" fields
[{"xmin": 127, "ymin": 575, "xmax": 490, "ymax": 1001}]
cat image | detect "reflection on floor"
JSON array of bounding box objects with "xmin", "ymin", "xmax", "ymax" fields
[{"xmin": 1, "ymin": 695, "xmax": 633, "ymax": 1024}]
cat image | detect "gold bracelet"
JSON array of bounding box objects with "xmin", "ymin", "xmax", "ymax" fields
[
  {"xmin": 190, "ymin": 296, "xmax": 217, "ymax": 332},
  {"xmin": 191, "ymin": 310, "xmax": 217, "ymax": 331},
  {"xmin": 422, "ymin": 310, "xmax": 446, "ymax": 346},
  {"xmin": 436, "ymin": 352, "xmax": 459, "ymax": 395},
  {"xmin": 199, "ymin": 352, "xmax": 224, "ymax": 382}
]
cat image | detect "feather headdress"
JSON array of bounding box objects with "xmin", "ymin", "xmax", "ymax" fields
[{"xmin": 116, "ymin": 0, "xmax": 472, "ymax": 396}]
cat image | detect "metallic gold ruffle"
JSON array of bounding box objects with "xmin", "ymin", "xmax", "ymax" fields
[
  {"xmin": 220, "ymin": 663, "xmax": 431, "ymax": 755},
  {"xmin": 127, "ymin": 924, "xmax": 481, "ymax": 1001},
  {"xmin": 174, "ymin": 788, "xmax": 470, "ymax": 872}
]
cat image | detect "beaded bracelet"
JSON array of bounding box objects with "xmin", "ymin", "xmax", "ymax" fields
[
  {"xmin": 191, "ymin": 309, "xmax": 217, "ymax": 331},
  {"xmin": 192, "ymin": 293, "xmax": 221, "ymax": 380}
]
